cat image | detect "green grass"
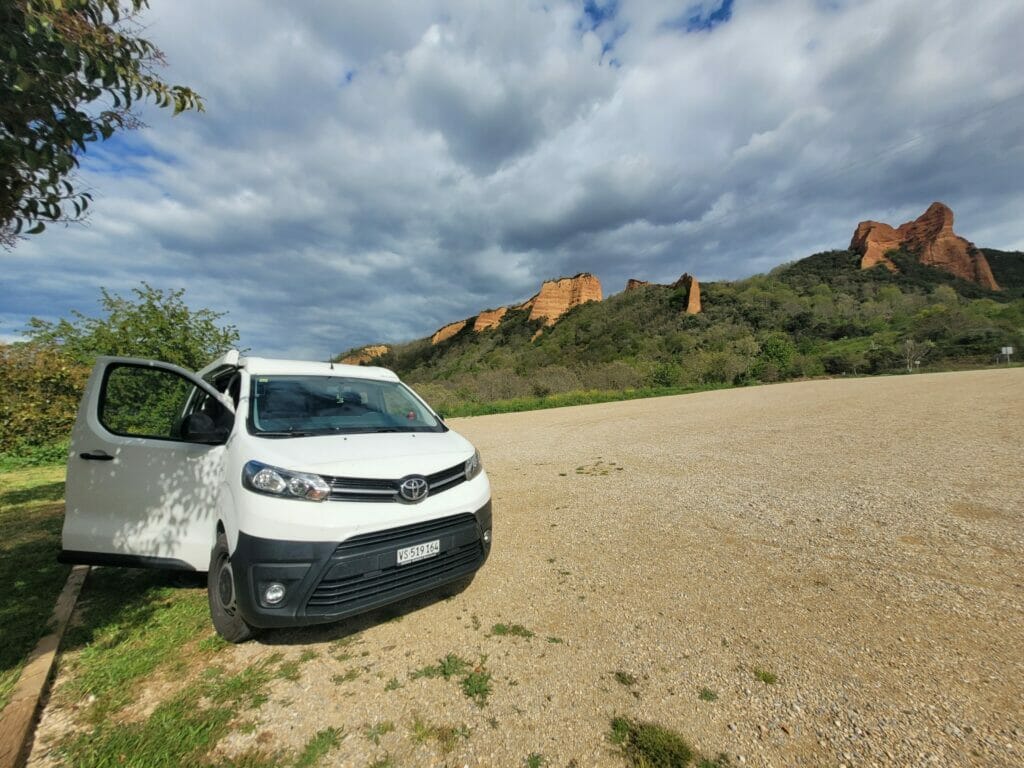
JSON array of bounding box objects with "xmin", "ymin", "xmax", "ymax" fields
[
  {"xmin": 443, "ymin": 384, "xmax": 725, "ymax": 418},
  {"xmin": 461, "ymin": 669, "xmax": 493, "ymax": 706},
  {"xmin": 614, "ymin": 671, "xmax": 638, "ymax": 687},
  {"xmin": 363, "ymin": 721, "xmax": 395, "ymax": 745},
  {"xmin": 384, "ymin": 676, "xmax": 403, "ymax": 691},
  {"xmin": 294, "ymin": 728, "xmax": 343, "ymax": 768},
  {"xmin": 609, "ymin": 717, "xmax": 695, "ymax": 767},
  {"xmin": 490, "ymin": 622, "xmax": 534, "ymax": 638},
  {"xmin": 58, "ymin": 658, "xmax": 278, "ymax": 768},
  {"xmin": 546, "ymin": 636, "xmax": 563, "ymax": 644},
  {"xmin": 411, "ymin": 653, "xmax": 472, "ymax": 680},
  {"xmin": 0, "ymin": 466, "xmax": 70, "ymax": 712},
  {"xmin": 752, "ymin": 667, "xmax": 778, "ymax": 685},
  {"xmin": 59, "ymin": 567, "xmax": 215, "ymax": 722},
  {"xmin": 331, "ymin": 668, "xmax": 361, "ymax": 684},
  {"xmin": 410, "ymin": 713, "xmax": 470, "ymax": 754},
  {"xmin": 698, "ymin": 687, "xmax": 718, "ymax": 702},
  {"xmin": 525, "ymin": 752, "xmax": 547, "ymax": 767}
]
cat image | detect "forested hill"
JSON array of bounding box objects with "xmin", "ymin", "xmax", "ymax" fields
[{"xmin": 343, "ymin": 248, "xmax": 1023, "ymax": 412}]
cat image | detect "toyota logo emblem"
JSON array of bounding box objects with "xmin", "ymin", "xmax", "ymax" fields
[{"xmin": 399, "ymin": 476, "xmax": 429, "ymax": 502}]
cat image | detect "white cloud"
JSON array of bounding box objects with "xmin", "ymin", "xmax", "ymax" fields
[{"xmin": 6, "ymin": 0, "xmax": 1023, "ymax": 359}]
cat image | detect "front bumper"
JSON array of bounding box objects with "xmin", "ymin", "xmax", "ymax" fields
[{"xmin": 230, "ymin": 500, "xmax": 492, "ymax": 628}]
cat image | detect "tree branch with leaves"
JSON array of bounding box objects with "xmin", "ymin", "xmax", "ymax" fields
[{"xmin": 1, "ymin": 0, "xmax": 203, "ymax": 246}]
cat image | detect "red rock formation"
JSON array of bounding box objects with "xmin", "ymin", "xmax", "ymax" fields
[
  {"xmin": 430, "ymin": 319, "xmax": 468, "ymax": 345},
  {"xmin": 473, "ymin": 307, "xmax": 508, "ymax": 332},
  {"xmin": 850, "ymin": 220, "xmax": 901, "ymax": 272},
  {"xmin": 625, "ymin": 279, "xmax": 651, "ymax": 291},
  {"xmin": 671, "ymin": 273, "xmax": 701, "ymax": 314},
  {"xmin": 526, "ymin": 273, "xmax": 603, "ymax": 326},
  {"xmin": 850, "ymin": 203, "xmax": 1000, "ymax": 289},
  {"xmin": 339, "ymin": 345, "xmax": 389, "ymax": 365}
]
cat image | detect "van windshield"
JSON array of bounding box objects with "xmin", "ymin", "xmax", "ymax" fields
[{"xmin": 248, "ymin": 375, "xmax": 444, "ymax": 436}]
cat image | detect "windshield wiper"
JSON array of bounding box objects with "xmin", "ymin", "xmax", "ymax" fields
[{"xmin": 256, "ymin": 429, "xmax": 317, "ymax": 437}]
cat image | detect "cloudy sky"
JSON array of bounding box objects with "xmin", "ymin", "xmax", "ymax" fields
[{"xmin": 4, "ymin": 0, "xmax": 1024, "ymax": 358}]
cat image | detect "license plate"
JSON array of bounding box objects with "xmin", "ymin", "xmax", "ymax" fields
[{"xmin": 396, "ymin": 539, "xmax": 440, "ymax": 565}]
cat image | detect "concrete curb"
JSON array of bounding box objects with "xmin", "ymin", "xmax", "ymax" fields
[{"xmin": 0, "ymin": 565, "xmax": 89, "ymax": 768}]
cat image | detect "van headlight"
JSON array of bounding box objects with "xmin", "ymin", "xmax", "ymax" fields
[
  {"xmin": 243, "ymin": 461, "xmax": 330, "ymax": 502},
  {"xmin": 465, "ymin": 449, "xmax": 483, "ymax": 481}
]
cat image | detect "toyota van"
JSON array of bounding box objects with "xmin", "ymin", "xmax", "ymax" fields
[{"xmin": 59, "ymin": 351, "xmax": 492, "ymax": 641}]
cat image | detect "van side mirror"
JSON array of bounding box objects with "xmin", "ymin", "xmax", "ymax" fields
[{"xmin": 181, "ymin": 412, "xmax": 230, "ymax": 444}]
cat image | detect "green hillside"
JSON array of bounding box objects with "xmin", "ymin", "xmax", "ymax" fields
[{"xmin": 344, "ymin": 249, "xmax": 1024, "ymax": 414}]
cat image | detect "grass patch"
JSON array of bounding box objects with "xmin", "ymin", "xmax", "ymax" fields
[
  {"xmin": 546, "ymin": 636, "xmax": 563, "ymax": 644},
  {"xmin": 411, "ymin": 653, "xmax": 471, "ymax": 680},
  {"xmin": 384, "ymin": 676, "xmax": 403, "ymax": 691},
  {"xmin": 58, "ymin": 658, "xmax": 278, "ymax": 768},
  {"xmin": 0, "ymin": 465, "xmax": 69, "ymax": 712},
  {"xmin": 364, "ymin": 721, "xmax": 395, "ymax": 745},
  {"xmin": 59, "ymin": 567, "xmax": 214, "ymax": 722},
  {"xmin": 411, "ymin": 714, "xmax": 470, "ymax": 754},
  {"xmin": 614, "ymin": 671, "xmax": 638, "ymax": 687},
  {"xmin": 294, "ymin": 727, "xmax": 343, "ymax": 768},
  {"xmin": 331, "ymin": 668, "xmax": 361, "ymax": 684},
  {"xmin": 442, "ymin": 384, "xmax": 724, "ymax": 418},
  {"xmin": 490, "ymin": 622, "xmax": 534, "ymax": 639},
  {"xmin": 753, "ymin": 667, "xmax": 778, "ymax": 685},
  {"xmin": 525, "ymin": 753, "xmax": 547, "ymax": 767},
  {"xmin": 461, "ymin": 669, "xmax": 492, "ymax": 706},
  {"xmin": 609, "ymin": 717, "xmax": 694, "ymax": 767},
  {"xmin": 698, "ymin": 687, "xmax": 718, "ymax": 702}
]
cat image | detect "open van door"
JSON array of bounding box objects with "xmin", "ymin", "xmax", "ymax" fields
[{"xmin": 61, "ymin": 357, "xmax": 235, "ymax": 571}]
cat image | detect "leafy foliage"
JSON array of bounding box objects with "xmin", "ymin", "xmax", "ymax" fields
[
  {"xmin": 0, "ymin": 342, "xmax": 88, "ymax": 454},
  {"xmin": 26, "ymin": 282, "xmax": 239, "ymax": 369},
  {"xmin": 1, "ymin": 0, "xmax": 203, "ymax": 245},
  {"xmin": 2, "ymin": 283, "xmax": 238, "ymax": 461}
]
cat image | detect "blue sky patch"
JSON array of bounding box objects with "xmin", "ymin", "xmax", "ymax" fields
[
  {"xmin": 581, "ymin": 0, "xmax": 619, "ymax": 31},
  {"xmin": 663, "ymin": 0, "xmax": 734, "ymax": 33}
]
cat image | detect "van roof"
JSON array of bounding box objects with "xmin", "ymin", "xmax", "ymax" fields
[{"xmin": 199, "ymin": 350, "xmax": 399, "ymax": 382}]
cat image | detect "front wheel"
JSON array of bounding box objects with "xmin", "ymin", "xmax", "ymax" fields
[{"xmin": 208, "ymin": 531, "xmax": 255, "ymax": 643}]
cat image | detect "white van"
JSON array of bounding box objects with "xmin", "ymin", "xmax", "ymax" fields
[{"xmin": 60, "ymin": 351, "xmax": 492, "ymax": 641}]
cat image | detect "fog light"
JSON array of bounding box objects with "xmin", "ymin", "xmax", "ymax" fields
[
  {"xmin": 482, "ymin": 529, "xmax": 491, "ymax": 545},
  {"xmin": 263, "ymin": 582, "xmax": 286, "ymax": 605}
]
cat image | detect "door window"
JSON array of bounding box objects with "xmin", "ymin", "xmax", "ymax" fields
[{"xmin": 100, "ymin": 364, "xmax": 195, "ymax": 440}]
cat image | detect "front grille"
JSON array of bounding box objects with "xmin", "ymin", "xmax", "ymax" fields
[
  {"xmin": 306, "ymin": 513, "xmax": 483, "ymax": 613},
  {"xmin": 325, "ymin": 461, "xmax": 467, "ymax": 502},
  {"xmin": 336, "ymin": 513, "xmax": 476, "ymax": 553}
]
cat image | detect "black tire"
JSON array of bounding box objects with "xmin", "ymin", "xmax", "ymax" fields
[{"xmin": 208, "ymin": 531, "xmax": 255, "ymax": 643}]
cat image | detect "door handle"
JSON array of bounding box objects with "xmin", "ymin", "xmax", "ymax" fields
[{"xmin": 80, "ymin": 451, "xmax": 114, "ymax": 461}]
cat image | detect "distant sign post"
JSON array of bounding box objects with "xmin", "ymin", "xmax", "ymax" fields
[{"xmin": 1001, "ymin": 346, "xmax": 1014, "ymax": 365}]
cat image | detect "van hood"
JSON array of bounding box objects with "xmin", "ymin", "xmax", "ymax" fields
[{"xmin": 238, "ymin": 430, "xmax": 476, "ymax": 478}]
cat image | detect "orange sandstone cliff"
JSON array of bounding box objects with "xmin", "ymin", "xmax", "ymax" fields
[
  {"xmin": 850, "ymin": 202, "xmax": 1000, "ymax": 290},
  {"xmin": 339, "ymin": 345, "xmax": 389, "ymax": 365},
  {"xmin": 472, "ymin": 307, "xmax": 508, "ymax": 332},
  {"xmin": 526, "ymin": 273, "xmax": 603, "ymax": 325},
  {"xmin": 430, "ymin": 319, "xmax": 468, "ymax": 345}
]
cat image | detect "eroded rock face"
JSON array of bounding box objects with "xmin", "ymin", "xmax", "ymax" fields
[
  {"xmin": 625, "ymin": 279, "xmax": 651, "ymax": 291},
  {"xmin": 430, "ymin": 319, "xmax": 468, "ymax": 345},
  {"xmin": 473, "ymin": 307, "xmax": 508, "ymax": 332},
  {"xmin": 673, "ymin": 273, "xmax": 702, "ymax": 314},
  {"xmin": 339, "ymin": 345, "xmax": 389, "ymax": 365},
  {"xmin": 850, "ymin": 202, "xmax": 1000, "ymax": 289},
  {"xmin": 526, "ymin": 273, "xmax": 603, "ymax": 325}
]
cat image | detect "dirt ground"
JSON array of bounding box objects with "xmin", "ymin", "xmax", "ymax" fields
[{"xmin": 31, "ymin": 369, "xmax": 1024, "ymax": 767}]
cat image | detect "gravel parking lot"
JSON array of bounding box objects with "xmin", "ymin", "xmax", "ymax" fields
[{"xmin": 32, "ymin": 368, "xmax": 1024, "ymax": 767}]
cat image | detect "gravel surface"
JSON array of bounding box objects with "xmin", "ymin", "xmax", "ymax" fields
[{"xmin": 31, "ymin": 369, "xmax": 1024, "ymax": 767}]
